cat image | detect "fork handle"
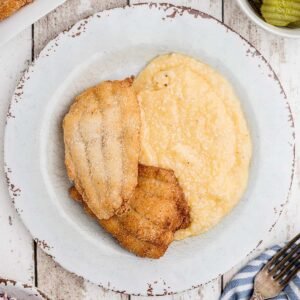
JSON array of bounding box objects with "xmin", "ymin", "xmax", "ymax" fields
[{"xmin": 249, "ymin": 289, "xmax": 264, "ymax": 300}]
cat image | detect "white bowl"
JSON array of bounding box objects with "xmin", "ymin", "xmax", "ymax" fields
[{"xmin": 236, "ymin": 0, "xmax": 300, "ymax": 38}]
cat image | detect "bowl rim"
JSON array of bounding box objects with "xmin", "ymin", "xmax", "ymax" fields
[{"xmin": 236, "ymin": 0, "xmax": 300, "ymax": 38}]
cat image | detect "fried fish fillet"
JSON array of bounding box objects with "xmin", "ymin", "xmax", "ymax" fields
[
  {"xmin": 63, "ymin": 79, "xmax": 140, "ymax": 220},
  {"xmin": 69, "ymin": 165, "xmax": 190, "ymax": 259},
  {"xmin": 0, "ymin": 0, "xmax": 33, "ymax": 21}
]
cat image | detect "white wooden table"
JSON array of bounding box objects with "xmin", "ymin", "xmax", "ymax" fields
[{"xmin": 0, "ymin": 0, "xmax": 299, "ymax": 299}]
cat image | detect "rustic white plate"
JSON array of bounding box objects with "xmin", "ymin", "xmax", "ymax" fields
[
  {"xmin": 0, "ymin": 278, "xmax": 48, "ymax": 299},
  {"xmin": 4, "ymin": 4, "xmax": 295, "ymax": 296}
]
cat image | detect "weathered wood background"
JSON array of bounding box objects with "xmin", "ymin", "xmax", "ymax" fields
[{"xmin": 0, "ymin": 0, "xmax": 299, "ymax": 299}]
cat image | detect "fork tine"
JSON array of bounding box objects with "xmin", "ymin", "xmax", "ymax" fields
[
  {"xmin": 280, "ymin": 261, "xmax": 300, "ymax": 286},
  {"xmin": 274, "ymin": 250, "xmax": 300, "ymax": 280},
  {"xmin": 271, "ymin": 243, "xmax": 300, "ymax": 277},
  {"xmin": 266, "ymin": 234, "xmax": 300, "ymax": 272}
]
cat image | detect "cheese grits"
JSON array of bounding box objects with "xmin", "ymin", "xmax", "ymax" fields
[{"xmin": 134, "ymin": 53, "xmax": 252, "ymax": 240}]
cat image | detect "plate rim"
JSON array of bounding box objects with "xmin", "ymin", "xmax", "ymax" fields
[
  {"xmin": 0, "ymin": 277, "xmax": 50, "ymax": 300},
  {"xmin": 0, "ymin": 0, "xmax": 67, "ymax": 48},
  {"xmin": 4, "ymin": 3, "xmax": 296, "ymax": 296}
]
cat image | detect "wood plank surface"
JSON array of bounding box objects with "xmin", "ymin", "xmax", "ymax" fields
[
  {"xmin": 33, "ymin": 0, "xmax": 127, "ymax": 56},
  {"xmin": 0, "ymin": 29, "xmax": 35, "ymax": 284}
]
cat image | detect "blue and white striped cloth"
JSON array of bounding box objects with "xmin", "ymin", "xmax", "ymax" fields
[{"xmin": 221, "ymin": 245, "xmax": 300, "ymax": 300}]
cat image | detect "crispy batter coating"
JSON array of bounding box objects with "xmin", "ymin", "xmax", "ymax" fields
[
  {"xmin": 69, "ymin": 165, "xmax": 190, "ymax": 259},
  {"xmin": 0, "ymin": 0, "xmax": 33, "ymax": 21},
  {"xmin": 63, "ymin": 79, "xmax": 140, "ymax": 220}
]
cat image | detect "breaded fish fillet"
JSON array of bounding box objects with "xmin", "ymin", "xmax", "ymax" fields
[
  {"xmin": 69, "ymin": 165, "xmax": 190, "ymax": 259},
  {"xmin": 63, "ymin": 79, "xmax": 140, "ymax": 220},
  {"xmin": 0, "ymin": 0, "xmax": 33, "ymax": 21}
]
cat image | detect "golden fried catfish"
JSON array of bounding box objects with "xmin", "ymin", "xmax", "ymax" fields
[
  {"xmin": 69, "ymin": 165, "xmax": 190, "ymax": 259},
  {"xmin": 63, "ymin": 79, "xmax": 140, "ymax": 220}
]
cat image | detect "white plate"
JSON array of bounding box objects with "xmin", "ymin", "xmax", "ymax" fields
[
  {"xmin": 0, "ymin": 278, "xmax": 48, "ymax": 299},
  {"xmin": 0, "ymin": 0, "xmax": 66, "ymax": 47},
  {"xmin": 4, "ymin": 4, "xmax": 295, "ymax": 296}
]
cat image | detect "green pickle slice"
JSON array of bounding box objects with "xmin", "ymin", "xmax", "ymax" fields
[{"xmin": 261, "ymin": 0, "xmax": 300, "ymax": 26}]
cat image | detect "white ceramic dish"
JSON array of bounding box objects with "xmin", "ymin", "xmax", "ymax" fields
[
  {"xmin": 4, "ymin": 4, "xmax": 295, "ymax": 296},
  {"xmin": 0, "ymin": 0, "xmax": 66, "ymax": 48},
  {"xmin": 236, "ymin": 0, "xmax": 300, "ymax": 38},
  {"xmin": 0, "ymin": 278, "xmax": 48, "ymax": 299}
]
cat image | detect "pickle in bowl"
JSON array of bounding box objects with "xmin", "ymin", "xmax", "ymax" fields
[
  {"xmin": 261, "ymin": 0, "xmax": 300, "ymax": 26},
  {"xmin": 248, "ymin": 0, "xmax": 300, "ymax": 27}
]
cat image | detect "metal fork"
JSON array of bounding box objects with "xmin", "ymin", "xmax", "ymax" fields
[{"xmin": 250, "ymin": 233, "xmax": 300, "ymax": 300}]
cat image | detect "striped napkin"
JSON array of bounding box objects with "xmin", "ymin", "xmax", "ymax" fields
[{"xmin": 221, "ymin": 245, "xmax": 300, "ymax": 300}]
